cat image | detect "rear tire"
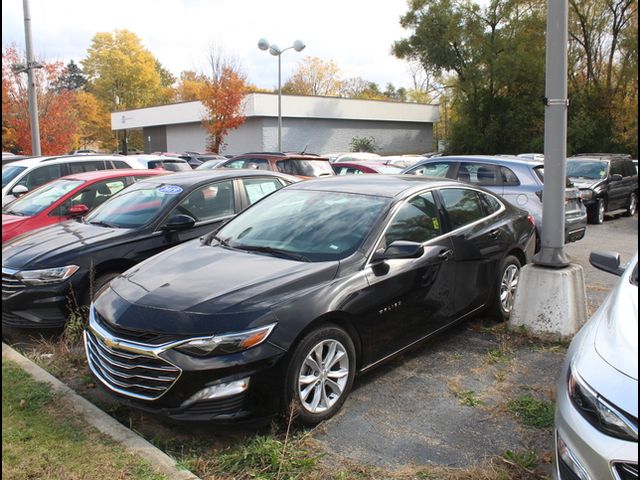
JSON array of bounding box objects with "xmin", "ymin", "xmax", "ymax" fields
[
  {"xmin": 490, "ymin": 255, "xmax": 522, "ymax": 321},
  {"xmin": 284, "ymin": 324, "xmax": 356, "ymax": 426}
]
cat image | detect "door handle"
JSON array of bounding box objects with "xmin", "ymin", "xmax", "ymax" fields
[
  {"xmin": 489, "ymin": 229, "xmax": 501, "ymax": 239},
  {"xmin": 438, "ymin": 249, "xmax": 453, "ymax": 260}
]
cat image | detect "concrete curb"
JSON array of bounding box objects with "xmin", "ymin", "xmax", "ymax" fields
[{"xmin": 2, "ymin": 342, "xmax": 201, "ymax": 480}]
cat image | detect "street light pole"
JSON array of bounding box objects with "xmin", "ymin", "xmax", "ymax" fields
[
  {"xmin": 14, "ymin": 0, "xmax": 42, "ymax": 155},
  {"xmin": 257, "ymin": 38, "xmax": 306, "ymax": 152}
]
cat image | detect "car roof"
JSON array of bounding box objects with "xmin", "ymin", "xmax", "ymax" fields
[
  {"xmin": 61, "ymin": 169, "xmax": 168, "ymax": 182},
  {"xmin": 333, "ymin": 161, "xmax": 402, "ymax": 169},
  {"xmin": 5, "ymin": 154, "xmax": 128, "ymax": 168},
  {"xmin": 411, "ymin": 155, "xmax": 542, "ymax": 168},
  {"xmin": 231, "ymin": 153, "xmax": 330, "ymax": 161},
  {"xmin": 132, "ymin": 169, "xmax": 300, "ymax": 186},
  {"xmin": 289, "ymin": 174, "xmax": 466, "ymax": 198}
]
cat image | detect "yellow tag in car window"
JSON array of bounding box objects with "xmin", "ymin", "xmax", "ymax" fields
[{"xmin": 432, "ymin": 218, "xmax": 440, "ymax": 231}]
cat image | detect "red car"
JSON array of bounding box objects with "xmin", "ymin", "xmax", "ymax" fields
[
  {"xmin": 332, "ymin": 161, "xmax": 403, "ymax": 175},
  {"xmin": 2, "ymin": 169, "xmax": 167, "ymax": 243}
]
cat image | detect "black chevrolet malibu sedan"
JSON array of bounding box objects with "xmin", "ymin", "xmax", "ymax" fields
[
  {"xmin": 1, "ymin": 170, "xmax": 298, "ymax": 329},
  {"xmin": 85, "ymin": 175, "xmax": 536, "ymax": 425}
]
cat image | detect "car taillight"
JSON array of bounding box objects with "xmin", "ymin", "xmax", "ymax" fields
[{"xmin": 527, "ymin": 215, "xmax": 536, "ymax": 227}]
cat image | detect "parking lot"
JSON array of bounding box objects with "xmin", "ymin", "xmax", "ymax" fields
[{"xmin": 2, "ymin": 213, "xmax": 637, "ymax": 478}]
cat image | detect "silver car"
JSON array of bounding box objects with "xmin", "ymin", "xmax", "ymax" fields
[
  {"xmin": 402, "ymin": 155, "xmax": 588, "ymax": 249},
  {"xmin": 553, "ymin": 251, "xmax": 638, "ymax": 480}
]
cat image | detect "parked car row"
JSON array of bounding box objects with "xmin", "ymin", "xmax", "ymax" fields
[{"xmin": 1, "ymin": 148, "xmax": 635, "ymax": 430}]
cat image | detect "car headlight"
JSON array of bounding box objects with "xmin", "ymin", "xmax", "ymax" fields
[
  {"xmin": 568, "ymin": 367, "xmax": 638, "ymax": 441},
  {"xmin": 16, "ymin": 265, "xmax": 80, "ymax": 285},
  {"xmin": 579, "ymin": 189, "xmax": 594, "ymax": 201},
  {"xmin": 173, "ymin": 323, "xmax": 277, "ymax": 356}
]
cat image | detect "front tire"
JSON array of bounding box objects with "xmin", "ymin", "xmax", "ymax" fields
[
  {"xmin": 588, "ymin": 198, "xmax": 606, "ymax": 224},
  {"xmin": 284, "ymin": 324, "xmax": 356, "ymax": 426},
  {"xmin": 490, "ymin": 255, "xmax": 522, "ymax": 321},
  {"xmin": 624, "ymin": 192, "xmax": 637, "ymax": 217}
]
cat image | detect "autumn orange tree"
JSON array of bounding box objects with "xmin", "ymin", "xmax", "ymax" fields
[
  {"xmin": 200, "ymin": 67, "xmax": 247, "ymax": 153},
  {"xmin": 2, "ymin": 45, "xmax": 78, "ymax": 154}
]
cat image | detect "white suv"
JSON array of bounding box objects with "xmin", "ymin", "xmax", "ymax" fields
[{"xmin": 1, "ymin": 155, "xmax": 138, "ymax": 207}]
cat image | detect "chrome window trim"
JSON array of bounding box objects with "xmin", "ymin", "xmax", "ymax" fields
[{"xmin": 364, "ymin": 186, "xmax": 506, "ymax": 268}]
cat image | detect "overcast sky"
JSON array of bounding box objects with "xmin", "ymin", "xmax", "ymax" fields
[{"xmin": 2, "ymin": 0, "xmax": 418, "ymax": 91}]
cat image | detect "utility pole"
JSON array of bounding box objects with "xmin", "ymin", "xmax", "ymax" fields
[
  {"xmin": 509, "ymin": 0, "xmax": 587, "ymax": 339},
  {"xmin": 16, "ymin": 0, "xmax": 42, "ymax": 155}
]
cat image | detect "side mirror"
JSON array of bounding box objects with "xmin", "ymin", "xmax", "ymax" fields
[
  {"xmin": 610, "ymin": 174, "xmax": 623, "ymax": 181},
  {"xmin": 11, "ymin": 185, "xmax": 28, "ymax": 196},
  {"xmin": 161, "ymin": 214, "xmax": 196, "ymax": 231},
  {"xmin": 372, "ymin": 241, "xmax": 424, "ymax": 263},
  {"xmin": 589, "ymin": 251, "xmax": 625, "ymax": 276},
  {"xmin": 68, "ymin": 204, "xmax": 89, "ymax": 217}
]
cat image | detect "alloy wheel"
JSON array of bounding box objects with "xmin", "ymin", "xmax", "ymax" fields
[
  {"xmin": 500, "ymin": 264, "xmax": 520, "ymax": 314},
  {"xmin": 298, "ymin": 339, "xmax": 350, "ymax": 414}
]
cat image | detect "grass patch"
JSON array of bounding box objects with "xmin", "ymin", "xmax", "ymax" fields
[
  {"xmin": 455, "ymin": 390, "xmax": 484, "ymax": 407},
  {"xmin": 507, "ymin": 394, "xmax": 555, "ymax": 429},
  {"xmin": 2, "ymin": 360, "xmax": 167, "ymax": 480},
  {"xmin": 503, "ymin": 449, "xmax": 538, "ymax": 471},
  {"xmin": 486, "ymin": 348, "xmax": 511, "ymax": 364}
]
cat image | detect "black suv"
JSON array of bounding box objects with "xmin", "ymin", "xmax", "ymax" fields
[{"xmin": 566, "ymin": 155, "xmax": 638, "ymax": 224}]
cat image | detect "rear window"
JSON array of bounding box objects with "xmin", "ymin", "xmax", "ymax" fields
[
  {"xmin": 533, "ymin": 166, "xmax": 573, "ymax": 187},
  {"xmin": 3, "ymin": 178, "xmax": 84, "ymax": 216},
  {"xmin": 276, "ymin": 159, "xmax": 334, "ymax": 177}
]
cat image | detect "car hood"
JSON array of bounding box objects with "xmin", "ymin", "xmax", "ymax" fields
[
  {"xmin": 2, "ymin": 221, "xmax": 127, "ymax": 269},
  {"xmin": 569, "ymin": 178, "xmax": 603, "ymax": 190},
  {"xmin": 594, "ymin": 273, "xmax": 638, "ymax": 381},
  {"xmin": 104, "ymin": 241, "xmax": 339, "ymax": 332}
]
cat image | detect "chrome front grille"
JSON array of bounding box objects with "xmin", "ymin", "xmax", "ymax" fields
[
  {"xmin": 614, "ymin": 462, "xmax": 639, "ymax": 480},
  {"xmin": 85, "ymin": 326, "xmax": 181, "ymax": 401},
  {"xmin": 2, "ymin": 268, "xmax": 25, "ymax": 296}
]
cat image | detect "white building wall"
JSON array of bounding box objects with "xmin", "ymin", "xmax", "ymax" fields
[{"xmin": 160, "ymin": 117, "xmax": 433, "ymax": 155}]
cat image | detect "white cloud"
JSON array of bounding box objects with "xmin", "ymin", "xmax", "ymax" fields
[{"xmin": 2, "ymin": 0, "xmax": 416, "ymax": 89}]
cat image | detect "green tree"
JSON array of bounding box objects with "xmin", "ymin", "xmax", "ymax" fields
[
  {"xmin": 394, "ymin": 0, "xmax": 547, "ymax": 154},
  {"xmin": 55, "ymin": 60, "xmax": 87, "ymax": 92},
  {"xmin": 350, "ymin": 136, "xmax": 378, "ymax": 152},
  {"xmin": 82, "ymin": 29, "xmax": 173, "ymax": 111}
]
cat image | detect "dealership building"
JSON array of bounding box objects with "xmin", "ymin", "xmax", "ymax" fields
[{"xmin": 111, "ymin": 92, "xmax": 440, "ymax": 155}]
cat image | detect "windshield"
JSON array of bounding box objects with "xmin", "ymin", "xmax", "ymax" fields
[
  {"xmin": 566, "ymin": 160, "xmax": 608, "ymax": 180},
  {"xmin": 2, "ymin": 165, "xmax": 27, "ymax": 188},
  {"xmin": 196, "ymin": 160, "xmax": 224, "ymax": 170},
  {"xmin": 84, "ymin": 182, "xmax": 181, "ymax": 228},
  {"xmin": 217, "ymin": 190, "xmax": 390, "ymax": 262},
  {"xmin": 2, "ymin": 178, "xmax": 84, "ymax": 216},
  {"xmin": 276, "ymin": 159, "xmax": 334, "ymax": 177},
  {"xmin": 162, "ymin": 161, "xmax": 192, "ymax": 172}
]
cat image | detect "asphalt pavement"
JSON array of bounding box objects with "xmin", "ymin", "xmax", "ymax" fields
[{"xmin": 314, "ymin": 214, "xmax": 638, "ymax": 471}]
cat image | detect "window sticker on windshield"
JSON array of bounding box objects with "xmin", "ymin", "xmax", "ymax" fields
[
  {"xmin": 432, "ymin": 218, "xmax": 440, "ymax": 230},
  {"xmin": 158, "ymin": 185, "xmax": 183, "ymax": 195},
  {"xmin": 600, "ymin": 170, "xmax": 606, "ymax": 177}
]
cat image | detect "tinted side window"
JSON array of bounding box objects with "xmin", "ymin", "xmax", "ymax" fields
[
  {"xmin": 243, "ymin": 158, "xmax": 270, "ymax": 170},
  {"xmin": 501, "ymin": 167, "xmax": 520, "ymax": 186},
  {"xmin": 479, "ymin": 192, "xmax": 502, "ymax": 215},
  {"xmin": 175, "ymin": 180, "xmax": 235, "ymax": 222},
  {"xmin": 409, "ymin": 162, "xmax": 452, "ymax": 177},
  {"xmin": 113, "ymin": 160, "xmax": 132, "ymax": 168},
  {"xmin": 440, "ymin": 188, "xmax": 485, "ymax": 230},
  {"xmin": 610, "ymin": 161, "xmax": 624, "ymax": 176},
  {"xmin": 384, "ymin": 191, "xmax": 442, "ymax": 246},
  {"xmin": 622, "ymin": 160, "xmax": 635, "ymax": 177},
  {"xmin": 19, "ymin": 164, "xmax": 63, "ymax": 190},
  {"xmin": 61, "ymin": 179, "xmax": 126, "ymax": 213}
]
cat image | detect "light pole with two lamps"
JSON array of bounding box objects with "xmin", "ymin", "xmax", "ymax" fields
[{"xmin": 257, "ymin": 38, "xmax": 305, "ymax": 152}]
